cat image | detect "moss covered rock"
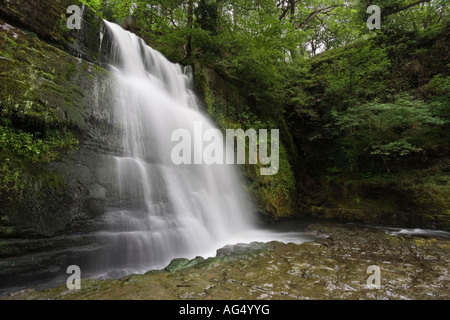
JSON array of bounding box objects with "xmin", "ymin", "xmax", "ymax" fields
[
  {"xmin": 0, "ymin": 16, "xmax": 121, "ymax": 237},
  {"xmin": 298, "ymin": 163, "xmax": 450, "ymax": 231},
  {"xmin": 0, "ymin": 3, "xmax": 126, "ymax": 292},
  {"xmin": 0, "ymin": 0, "xmax": 112, "ymax": 65},
  {"xmin": 194, "ymin": 64, "xmax": 297, "ymax": 221}
]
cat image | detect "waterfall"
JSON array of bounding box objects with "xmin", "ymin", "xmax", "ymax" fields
[{"xmin": 93, "ymin": 21, "xmax": 256, "ymax": 278}]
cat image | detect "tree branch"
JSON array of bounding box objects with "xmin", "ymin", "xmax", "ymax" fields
[
  {"xmin": 279, "ymin": 7, "xmax": 290, "ymax": 20},
  {"xmin": 383, "ymin": 0, "xmax": 432, "ymax": 17},
  {"xmin": 296, "ymin": 5, "xmax": 346, "ymax": 30},
  {"xmin": 278, "ymin": 0, "xmax": 297, "ymax": 20}
]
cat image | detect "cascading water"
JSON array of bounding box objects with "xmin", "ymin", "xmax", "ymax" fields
[
  {"xmin": 0, "ymin": 21, "xmax": 323, "ymax": 297},
  {"xmin": 90, "ymin": 21, "xmax": 256, "ymax": 278}
]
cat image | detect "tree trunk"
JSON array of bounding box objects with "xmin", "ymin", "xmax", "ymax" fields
[
  {"xmin": 289, "ymin": 0, "xmax": 296, "ymax": 20},
  {"xmin": 217, "ymin": 0, "xmax": 223, "ymax": 32},
  {"xmin": 186, "ymin": 0, "xmax": 194, "ymax": 59}
]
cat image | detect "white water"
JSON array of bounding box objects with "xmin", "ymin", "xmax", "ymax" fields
[
  {"xmin": 91, "ymin": 21, "xmax": 257, "ymax": 278},
  {"xmin": 383, "ymin": 227, "xmax": 450, "ymax": 238},
  {"xmin": 83, "ymin": 22, "xmax": 323, "ymax": 280}
]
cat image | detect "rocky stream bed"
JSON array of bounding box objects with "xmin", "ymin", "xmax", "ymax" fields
[{"xmin": 3, "ymin": 222, "xmax": 449, "ymax": 300}]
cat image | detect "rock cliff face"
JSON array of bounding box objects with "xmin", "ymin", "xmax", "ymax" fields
[
  {"xmin": 0, "ymin": 0, "xmax": 113, "ymax": 65},
  {"xmin": 296, "ymin": 175, "xmax": 450, "ymax": 231},
  {"xmin": 0, "ymin": 0, "xmax": 123, "ymax": 291},
  {"xmin": 0, "ymin": 0, "xmax": 122, "ymax": 235}
]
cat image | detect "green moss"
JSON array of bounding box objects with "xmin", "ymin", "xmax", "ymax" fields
[
  {"xmin": 196, "ymin": 64, "xmax": 297, "ymax": 220},
  {"xmin": 0, "ymin": 158, "xmax": 25, "ymax": 200},
  {"xmin": 244, "ymin": 142, "xmax": 296, "ymax": 219},
  {"xmin": 0, "ymin": 125, "xmax": 78, "ymax": 203},
  {"xmin": 0, "ymin": 20, "xmax": 113, "ymax": 134},
  {"xmin": 0, "ymin": 36, "xmax": 19, "ymax": 61},
  {"xmin": 414, "ymin": 238, "xmax": 437, "ymax": 247},
  {"xmin": 0, "ymin": 126, "xmax": 78, "ymax": 163},
  {"xmin": 309, "ymin": 158, "xmax": 450, "ymax": 229},
  {"xmin": 0, "ymin": 226, "xmax": 15, "ymax": 236}
]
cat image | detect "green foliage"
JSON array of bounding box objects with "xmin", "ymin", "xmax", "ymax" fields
[
  {"xmin": 329, "ymin": 93, "xmax": 448, "ymax": 173},
  {"xmin": 371, "ymin": 139, "xmax": 423, "ymax": 157},
  {"xmin": 92, "ymin": 0, "xmax": 447, "ymax": 121},
  {"xmin": 81, "ymin": 0, "xmax": 104, "ymax": 14},
  {"xmin": 0, "ymin": 125, "xmax": 78, "ymax": 200},
  {"xmin": 425, "ymin": 74, "xmax": 450, "ymax": 118},
  {"xmin": 194, "ymin": 0, "xmax": 219, "ymax": 35},
  {"xmin": 0, "ymin": 159, "xmax": 25, "ymax": 200},
  {"xmin": 0, "ymin": 126, "xmax": 79, "ymax": 164},
  {"xmin": 315, "ymin": 39, "xmax": 392, "ymax": 109}
]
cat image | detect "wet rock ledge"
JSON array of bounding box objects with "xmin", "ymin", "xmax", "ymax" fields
[{"xmin": 3, "ymin": 222, "xmax": 450, "ymax": 300}]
